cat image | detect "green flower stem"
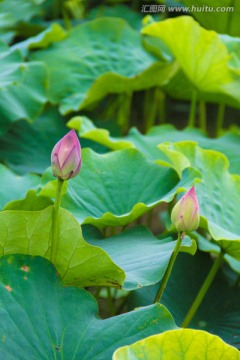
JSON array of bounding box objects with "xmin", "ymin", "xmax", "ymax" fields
[
  {"xmin": 50, "ymin": 178, "xmax": 64, "ymax": 263},
  {"xmin": 199, "ymin": 100, "xmax": 207, "ymax": 132},
  {"xmin": 216, "ymin": 103, "xmax": 225, "ymax": 137},
  {"xmin": 188, "ymin": 90, "xmax": 197, "ymax": 128},
  {"xmin": 181, "ymin": 251, "xmax": 224, "ymax": 328},
  {"xmin": 154, "ymin": 232, "xmax": 183, "ymax": 304}
]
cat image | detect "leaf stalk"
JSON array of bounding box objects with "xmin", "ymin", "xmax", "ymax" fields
[{"xmin": 181, "ymin": 250, "xmax": 224, "ymax": 328}]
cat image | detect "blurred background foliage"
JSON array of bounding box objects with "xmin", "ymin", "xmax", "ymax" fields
[{"xmin": 0, "ymin": 0, "xmax": 240, "ymax": 145}]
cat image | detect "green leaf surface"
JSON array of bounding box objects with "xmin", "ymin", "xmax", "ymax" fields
[
  {"xmin": 142, "ymin": 16, "xmax": 240, "ymax": 106},
  {"xmin": 164, "ymin": 69, "xmax": 240, "ymax": 109},
  {"xmin": 0, "ymin": 165, "xmax": 40, "ymax": 209},
  {"xmin": 142, "ymin": 16, "xmax": 232, "ymax": 92},
  {"xmin": 0, "ymin": 254, "xmax": 178, "ymax": 359},
  {"xmin": 87, "ymin": 4, "xmax": 143, "ymax": 30},
  {"xmin": 0, "ymin": 0, "xmax": 47, "ymax": 24},
  {"xmin": 3, "ymin": 190, "xmax": 53, "ymax": 211},
  {"xmin": 0, "ymin": 107, "xmax": 67, "ymax": 174},
  {"xmin": 85, "ymin": 225, "xmax": 196, "ymax": 290},
  {"xmin": 0, "ymin": 206, "xmax": 125, "ymax": 288},
  {"xmin": 12, "ymin": 23, "xmax": 67, "ymax": 56},
  {"xmin": 31, "ymin": 18, "xmax": 177, "ymax": 114},
  {"xmin": 128, "ymin": 252, "xmax": 240, "ymax": 348},
  {"xmin": 113, "ymin": 329, "xmax": 240, "ymax": 360},
  {"xmin": 181, "ymin": 0, "xmax": 240, "ymax": 37},
  {"xmin": 0, "ymin": 48, "xmax": 47, "ymax": 133},
  {"xmin": 71, "ymin": 120, "xmax": 240, "ymax": 175},
  {"xmin": 68, "ymin": 116, "xmax": 134, "ymax": 150},
  {"xmin": 40, "ymin": 148, "xmax": 200, "ymax": 227},
  {"xmin": 159, "ymin": 142, "xmax": 240, "ymax": 259}
]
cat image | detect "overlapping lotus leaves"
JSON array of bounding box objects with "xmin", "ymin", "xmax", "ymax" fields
[
  {"xmin": 85, "ymin": 225, "xmax": 196, "ymax": 291},
  {"xmin": 31, "ymin": 18, "xmax": 178, "ymax": 114},
  {"xmin": 142, "ymin": 16, "xmax": 240, "ymax": 107},
  {"xmin": 0, "ymin": 165, "xmax": 40, "ymax": 209},
  {"xmin": 0, "ymin": 206, "xmax": 196, "ymax": 290},
  {"xmin": 4, "ymin": 190, "xmax": 53, "ymax": 211},
  {"xmin": 0, "ymin": 254, "xmax": 178, "ymax": 359},
  {"xmin": 70, "ymin": 119, "xmax": 240, "ymax": 175},
  {"xmin": 12, "ymin": 23, "xmax": 67, "ymax": 56},
  {"xmin": 128, "ymin": 252, "xmax": 240, "ymax": 348},
  {"xmin": 0, "ymin": 206, "xmax": 125, "ymax": 288},
  {"xmin": 0, "ymin": 48, "xmax": 47, "ymax": 134},
  {"xmin": 39, "ymin": 148, "xmax": 200, "ymax": 227},
  {"xmin": 158, "ymin": 141, "xmax": 240, "ymax": 259},
  {"xmin": 113, "ymin": 328, "xmax": 240, "ymax": 359},
  {"xmin": 68, "ymin": 116, "xmax": 134, "ymax": 150},
  {"xmin": 0, "ymin": 107, "xmax": 67, "ymax": 174}
]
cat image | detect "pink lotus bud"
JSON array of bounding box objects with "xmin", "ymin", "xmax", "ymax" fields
[
  {"xmin": 171, "ymin": 186, "xmax": 200, "ymax": 233},
  {"xmin": 51, "ymin": 129, "xmax": 81, "ymax": 181}
]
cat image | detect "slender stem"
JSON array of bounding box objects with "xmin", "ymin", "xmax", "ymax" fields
[
  {"xmin": 188, "ymin": 90, "xmax": 197, "ymax": 128},
  {"xmin": 234, "ymin": 274, "xmax": 240, "ymax": 288},
  {"xmin": 199, "ymin": 101, "xmax": 207, "ymax": 132},
  {"xmin": 52, "ymin": 0, "xmax": 61, "ymax": 18},
  {"xmin": 154, "ymin": 232, "xmax": 183, "ymax": 303},
  {"xmin": 158, "ymin": 89, "xmax": 166, "ymax": 124},
  {"xmin": 216, "ymin": 103, "xmax": 225, "ymax": 137},
  {"xmin": 107, "ymin": 287, "xmax": 115, "ymax": 316},
  {"xmin": 144, "ymin": 88, "xmax": 164, "ymax": 132},
  {"xmin": 145, "ymin": 208, "xmax": 153, "ymax": 228},
  {"xmin": 50, "ymin": 179, "xmax": 64, "ymax": 263},
  {"xmin": 117, "ymin": 92, "xmax": 132, "ymax": 134},
  {"xmin": 94, "ymin": 286, "xmax": 102, "ymax": 302},
  {"xmin": 114, "ymin": 295, "xmax": 129, "ymax": 315},
  {"xmin": 182, "ymin": 251, "xmax": 224, "ymax": 328}
]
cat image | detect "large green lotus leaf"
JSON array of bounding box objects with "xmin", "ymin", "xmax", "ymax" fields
[
  {"xmin": 0, "ymin": 254, "xmax": 178, "ymax": 360},
  {"xmin": 0, "ymin": 107, "xmax": 67, "ymax": 174},
  {"xmin": 70, "ymin": 119, "xmax": 240, "ymax": 175},
  {"xmin": 113, "ymin": 329, "xmax": 240, "ymax": 360},
  {"xmin": 181, "ymin": 0, "xmax": 240, "ymax": 37},
  {"xmin": 0, "ymin": 165, "xmax": 40, "ymax": 209},
  {"xmin": 159, "ymin": 142, "xmax": 240, "ymax": 259},
  {"xmin": 0, "ymin": 206, "xmax": 125, "ymax": 287},
  {"xmin": 31, "ymin": 18, "xmax": 178, "ymax": 114},
  {"xmin": 85, "ymin": 225, "xmax": 196, "ymax": 291},
  {"xmin": 39, "ymin": 148, "xmax": 201, "ymax": 227},
  {"xmin": 0, "ymin": 48, "xmax": 47, "ymax": 134},
  {"xmin": 142, "ymin": 16, "xmax": 240, "ymax": 103},
  {"xmin": 128, "ymin": 252, "xmax": 240, "ymax": 348}
]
